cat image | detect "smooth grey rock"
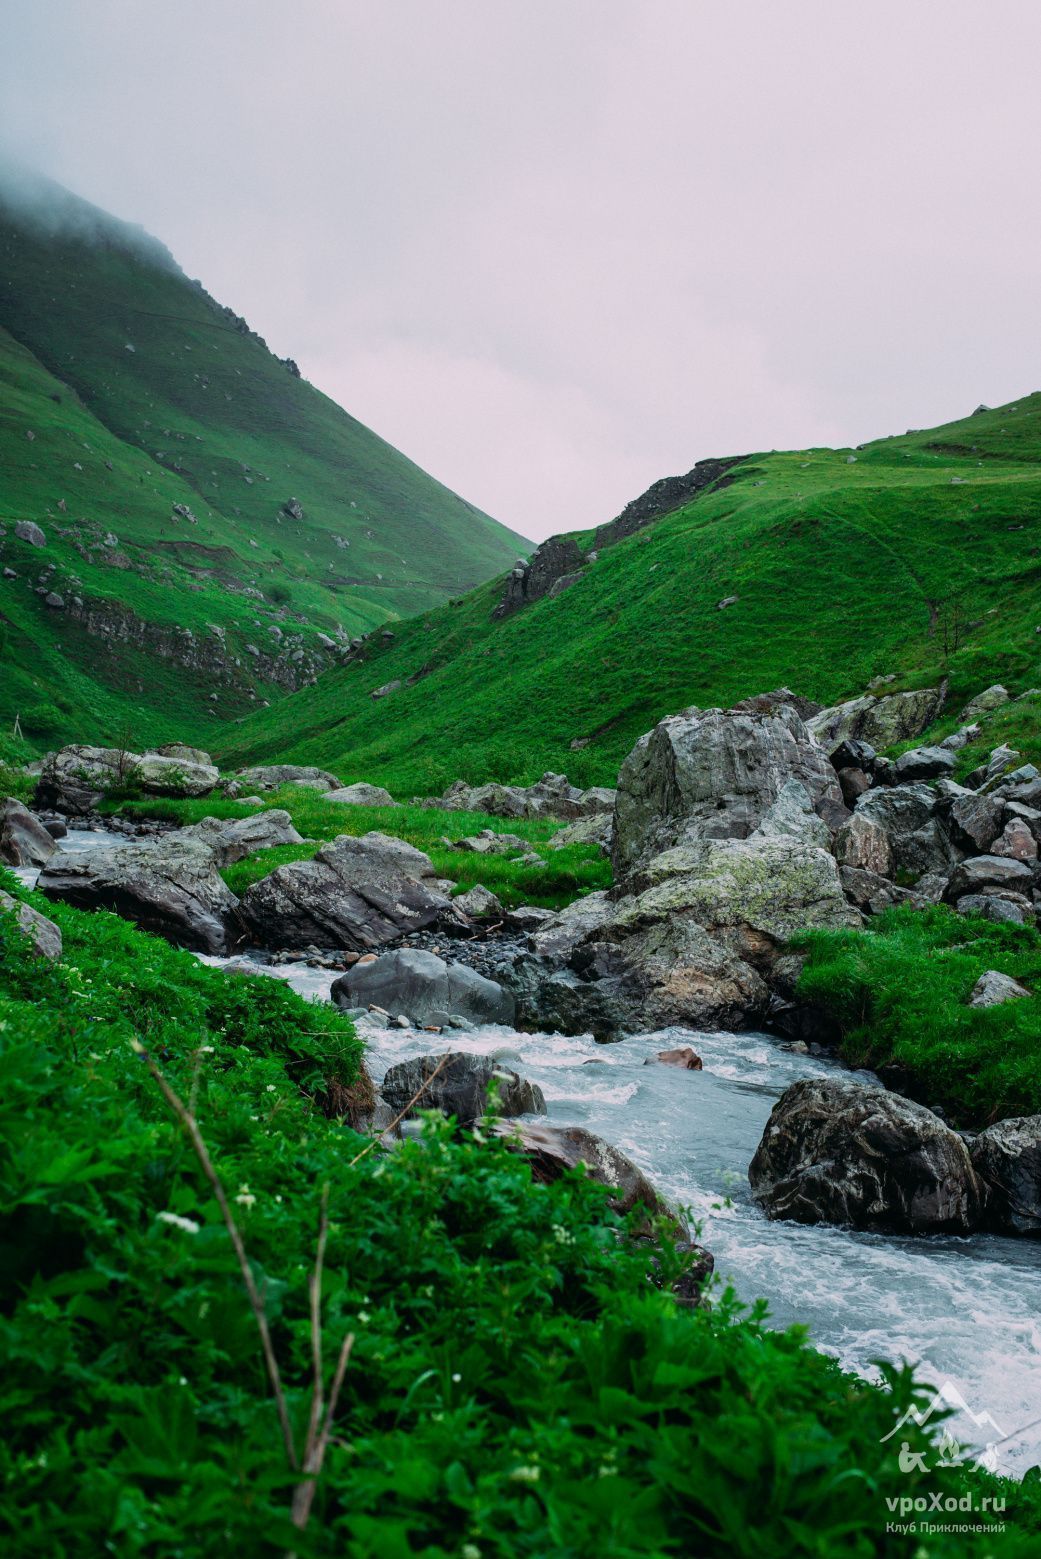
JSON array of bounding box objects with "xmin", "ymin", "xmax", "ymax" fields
[
  {"xmin": 331, "ymin": 948, "xmax": 515, "ymax": 1027},
  {"xmin": 955, "ymin": 893, "xmax": 1034, "ymax": 926},
  {"xmin": 613, "ymin": 702, "xmax": 842, "ymax": 877},
  {"xmin": 36, "ymin": 836, "xmax": 239, "ymax": 953},
  {"xmin": 968, "ymin": 970, "xmax": 1032, "ymax": 1008},
  {"xmin": 325, "ymin": 782, "xmax": 398, "ymax": 807},
  {"xmin": 749, "ymin": 1077, "xmax": 984, "ymax": 1233},
  {"xmin": 134, "ymin": 753, "xmax": 220, "ymax": 796},
  {"xmin": 971, "ymin": 1117, "xmax": 1041, "ymax": 1235},
  {"xmin": 0, "ymin": 888, "xmax": 62, "ymax": 959},
  {"xmin": 239, "ymin": 830, "xmax": 452, "ymax": 950},
  {"xmin": 156, "ymin": 742, "xmax": 213, "ymax": 766},
  {"xmin": 172, "ymin": 809, "xmax": 302, "ymax": 868},
  {"xmin": 380, "ymin": 1051, "xmax": 544, "ymax": 1124},
  {"xmin": 452, "ymin": 884, "xmax": 504, "ymax": 919},
  {"xmin": 0, "ymin": 797, "xmax": 57, "ymax": 867},
  {"xmin": 233, "ymin": 764, "xmax": 341, "ymax": 793},
  {"xmin": 892, "ymin": 746, "xmax": 956, "ymax": 783},
  {"xmin": 834, "ymin": 812, "xmax": 892, "ymax": 876}
]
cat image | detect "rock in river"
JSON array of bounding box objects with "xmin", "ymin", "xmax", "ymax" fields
[
  {"xmin": 749, "ymin": 1077, "xmax": 985, "ymax": 1234},
  {"xmin": 380, "ymin": 1051, "xmax": 545, "ymax": 1125},
  {"xmin": 331, "ymin": 947, "xmax": 515, "ymax": 1027}
]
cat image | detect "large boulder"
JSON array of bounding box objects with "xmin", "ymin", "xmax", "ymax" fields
[
  {"xmin": 232, "ymin": 764, "xmax": 341, "ymax": 794},
  {"xmin": 808, "ymin": 687, "xmax": 944, "ymax": 754},
  {"xmin": 548, "ymin": 811, "xmax": 614, "ymax": 854},
  {"xmin": 431, "ymin": 772, "xmax": 614, "ymax": 822},
  {"xmin": 380, "ymin": 1052, "xmax": 545, "ymax": 1124},
  {"xmin": 171, "ymin": 809, "xmax": 302, "ymax": 868},
  {"xmin": 156, "ymin": 742, "xmax": 213, "ymax": 766},
  {"xmin": 854, "ymin": 785, "xmax": 961, "ymax": 876},
  {"xmin": 239, "ymin": 831, "xmax": 452, "ymax": 950},
  {"xmin": 947, "ymin": 793, "xmax": 1004, "ymax": 854},
  {"xmin": 971, "ymin": 1117, "xmax": 1041, "ymax": 1235},
  {"xmin": 325, "ymin": 782, "xmax": 398, "ymax": 807},
  {"xmin": 490, "ymin": 1120, "xmax": 684, "ymax": 1233},
  {"xmin": 612, "ymin": 702, "xmax": 843, "ymax": 877},
  {"xmin": 34, "ymin": 744, "xmax": 217, "ymax": 812},
  {"xmin": 892, "ymin": 746, "xmax": 956, "ymax": 783},
  {"xmin": 35, "ymin": 836, "xmax": 240, "ymax": 954},
  {"xmin": 0, "ymin": 797, "xmax": 57, "ymax": 868},
  {"xmin": 749, "ymin": 1077, "xmax": 985, "ymax": 1233},
  {"xmin": 331, "ymin": 948, "xmax": 515, "ymax": 1027},
  {"xmin": 0, "ymin": 889, "xmax": 62, "ymax": 960},
  {"xmin": 945, "ymin": 855, "xmax": 1035, "ymax": 901}
]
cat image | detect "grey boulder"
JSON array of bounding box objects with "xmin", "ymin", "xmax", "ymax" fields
[
  {"xmin": 431, "ymin": 772, "xmax": 614, "ymax": 822},
  {"xmin": 0, "ymin": 889, "xmax": 62, "ymax": 960},
  {"xmin": 170, "ymin": 809, "xmax": 302, "ymax": 867},
  {"xmin": 35, "ymin": 836, "xmax": 240, "ymax": 954},
  {"xmin": 749, "ymin": 1077, "xmax": 984, "ymax": 1233},
  {"xmin": 452, "ymin": 884, "xmax": 504, "ymax": 919},
  {"xmin": 239, "ymin": 831, "xmax": 452, "ymax": 950},
  {"xmin": 34, "ymin": 744, "xmax": 218, "ymax": 812},
  {"xmin": 971, "ymin": 1117, "xmax": 1041, "ymax": 1236},
  {"xmin": 892, "ymin": 746, "xmax": 956, "ymax": 783},
  {"xmin": 854, "ymin": 784, "xmax": 961, "ymax": 876},
  {"xmin": 331, "ymin": 948, "xmax": 515, "ymax": 1027},
  {"xmin": 968, "ymin": 970, "xmax": 1031, "ymax": 1008},
  {"xmin": 0, "ymin": 797, "xmax": 57, "ymax": 867},
  {"xmin": 945, "ymin": 855, "xmax": 1035, "ymax": 900},
  {"xmin": 380, "ymin": 1051, "xmax": 545, "ymax": 1124},
  {"xmin": 232, "ymin": 764, "xmax": 341, "ymax": 793},
  {"xmin": 325, "ymin": 782, "xmax": 398, "ymax": 807}
]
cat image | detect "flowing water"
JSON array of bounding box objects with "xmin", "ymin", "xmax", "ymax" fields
[
  {"xmin": 7, "ymin": 824, "xmax": 129, "ymax": 891},
  {"xmin": 199, "ymin": 951, "xmax": 1041, "ymax": 1476}
]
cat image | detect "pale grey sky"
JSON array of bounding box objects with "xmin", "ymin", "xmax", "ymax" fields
[{"xmin": 2, "ymin": 1, "xmax": 1040, "ymax": 540}]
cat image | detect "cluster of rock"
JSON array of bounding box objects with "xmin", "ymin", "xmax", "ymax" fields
[
  {"xmin": 423, "ymin": 771, "xmax": 616, "ymax": 822},
  {"xmin": 750, "ymin": 1076, "xmax": 1041, "ymax": 1239}
]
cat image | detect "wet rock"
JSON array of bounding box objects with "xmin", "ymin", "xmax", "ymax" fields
[
  {"xmin": 232, "ymin": 764, "xmax": 341, "ymax": 793},
  {"xmin": 971, "ymin": 1117, "xmax": 1041, "ymax": 1235},
  {"xmin": 36, "ymin": 836, "xmax": 239, "ymax": 954},
  {"xmin": 381, "ymin": 1051, "xmax": 544, "ymax": 1124},
  {"xmin": 331, "ymin": 948, "xmax": 515, "ymax": 1027},
  {"xmin": 239, "ymin": 830, "xmax": 452, "ymax": 950},
  {"xmin": 0, "ymin": 797, "xmax": 57, "ymax": 868},
  {"xmin": 0, "ymin": 889, "xmax": 62, "ymax": 959},
  {"xmin": 749, "ymin": 1077, "xmax": 984, "ymax": 1233},
  {"xmin": 325, "ymin": 782, "xmax": 398, "ymax": 806},
  {"xmin": 613, "ymin": 701, "xmax": 842, "ymax": 877},
  {"xmin": 644, "ymin": 1047, "xmax": 703, "ymax": 1069},
  {"xmin": 968, "ymin": 970, "xmax": 1032, "ymax": 1008},
  {"xmin": 171, "ymin": 809, "xmax": 302, "ymax": 868}
]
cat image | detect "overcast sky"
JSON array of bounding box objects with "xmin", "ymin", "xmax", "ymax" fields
[{"xmin": 2, "ymin": 2, "xmax": 1040, "ymax": 541}]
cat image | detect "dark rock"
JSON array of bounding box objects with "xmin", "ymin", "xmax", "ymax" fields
[
  {"xmin": 838, "ymin": 865, "xmax": 914, "ymax": 915},
  {"xmin": 490, "ymin": 1119, "xmax": 683, "ymax": 1235},
  {"xmin": 749, "ymin": 1077, "xmax": 985, "ymax": 1233},
  {"xmin": 830, "ymin": 737, "xmax": 877, "ymax": 773},
  {"xmin": 493, "ymin": 536, "xmax": 584, "ymax": 618},
  {"xmin": 945, "ymin": 854, "xmax": 1035, "ymax": 900},
  {"xmin": 971, "ymin": 1117, "xmax": 1041, "ymax": 1235},
  {"xmin": 854, "ymin": 784, "xmax": 961, "ymax": 876},
  {"xmin": 331, "ymin": 948, "xmax": 515, "ymax": 1027},
  {"xmin": 955, "ymin": 893, "xmax": 1035, "ymax": 927},
  {"xmin": 947, "ymin": 793, "xmax": 1004, "ymax": 854},
  {"xmin": 239, "ymin": 831, "xmax": 452, "ymax": 950},
  {"xmin": 36, "ymin": 836, "xmax": 239, "ymax": 954},
  {"xmin": 381, "ymin": 1051, "xmax": 545, "ymax": 1124},
  {"xmin": 591, "ymin": 456, "xmax": 742, "ymax": 552},
  {"xmin": 991, "ymin": 818, "xmax": 1038, "ymax": 862},
  {"xmin": 0, "ymin": 797, "xmax": 58, "ymax": 868},
  {"xmin": 837, "ymin": 766, "xmax": 871, "ymax": 806},
  {"xmin": 892, "ymin": 746, "xmax": 957, "ymax": 783}
]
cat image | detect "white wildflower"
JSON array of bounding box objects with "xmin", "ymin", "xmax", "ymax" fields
[
  {"xmin": 509, "ymin": 1465, "xmax": 540, "ymax": 1483},
  {"xmin": 156, "ymin": 1211, "xmax": 200, "ymax": 1234}
]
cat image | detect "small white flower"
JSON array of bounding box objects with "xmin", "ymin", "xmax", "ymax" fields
[
  {"xmin": 178, "ymin": 1376, "xmax": 188, "ymax": 1386},
  {"xmin": 452, "ymin": 1372, "xmax": 462, "ymax": 1383},
  {"xmin": 235, "ymin": 1193, "xmax": 256, "ymax": 1209},
  {"xmin": 156, "ymin": 1211, "xmax": 200, "ymax": 1234},
  {"xmin": 462, "ymin": 1546, "xmax": 481, "ymax": 1559},
  {"xmin": 265, "ymin": 1084, "xmax": 276, "ymax": 1092},
  {"xmin": 509, "ymin": 1465, "xmax": 540, "ymax": 1483},
  {"xmin": 357, "ymin": 1311, "xmax": 371, "ymax": 1324}
]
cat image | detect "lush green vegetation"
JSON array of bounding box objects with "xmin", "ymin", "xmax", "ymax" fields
[
  {"xmin": 795, "ymin": 906, "xmax": 1041, "ymax": 1127},
  {"xmin": 105, "ymin": 787, "xmax": 612, "ymax": 910},
  {"xmin": 0, "ymin": 176, "xmax": 524, "ymax": 748},
  {"xmin": 3, "ymin": 875, "xmax": 1038, "ymax": 1556},
  {"xmin": 222, "ymin": 394, "xmax": 1041, "ymax": 794}
]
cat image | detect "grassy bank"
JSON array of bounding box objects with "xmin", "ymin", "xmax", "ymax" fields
[
  {"xmin": 795, "ymin": 906, "xmax": 1041, "ymax": 1126},
  {"xmin": 2, "ymin": 875, "xmax": 1038, "ymax": 1555},
  {"xmin": 105, "ymin": 788, "xmax": 612, "ymax": 911}
]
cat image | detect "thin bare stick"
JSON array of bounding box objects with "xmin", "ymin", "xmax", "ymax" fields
[
  {"xmin": 346, "ymin": 1052, "xmax": 452, "ymax": 1168},
  {"xmin": 302, "ymin": 1184, "xmax": 331, "ymax": 1468},
  {"xmin": 290, "ymin": 1331, "xmax": 355, "ymax": 1533},
  {"xmin": 135, "ymin": 1042, "xmax": 298, "ymax": 1471}
]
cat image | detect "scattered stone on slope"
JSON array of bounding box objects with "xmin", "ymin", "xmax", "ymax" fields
[
  {"xmin": 239, "ymin": 831, "xmax": 453, "ymax": 950},
  {"xmin": 0, "ymin": 797, "xmax": 57, "ymax": 868},
  {"xmin": 0, "ymin": 889, "xmax": 62, "ymax": 960},
  {"xmin": 14, "ymin": 520, "xmax": 46, "ymax": 547},
  {"xmin": 429, "ymin": 772, "xmax": 615, "ymax": 822},
  {"xmin": 946, "ymin": 793, "xmax": 1004, "ymax": 853},
  {"xmin": 960, "ymin": 685, "xmax": 1009, "ymax": 721},
  {"xmin": 35, "ymin": 836, "xmax": 240, "ymax": 954},
  {"xmin": 968, "ymin": 970, "xmax": 1032, "ymax": 1008},
  {"xmin": 749, "ymin": 1077, "xmax": 984, "ymax": 1233},
  {"xmin": 380, "ymin": 1052, "xmax": 545, "ymax": 1124},
  {"xmin": 331, "ymin": 948, "xmax": 515, "ymax": 1027},
  {"xmin": 990, "ymin": 818, "xmax": 1038, "ymax": 861}
]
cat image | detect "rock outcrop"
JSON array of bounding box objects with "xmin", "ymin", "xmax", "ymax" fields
[
  {"xmin": 971, "ymin": 1117, "xmax": 1041, "ymax": 1235},
  {"xmin": 231, "ymin": 764, "xmax": 340, "ymax": 794},
  {"xmin": 34, "ymin": 744, "xmax": 218, "ymax": 813},
  {"xmin": 0, "ymin": 797, "xmax": 57, "ymax": 868},
  {"xmin": 239, "ymin": 831, "xmax": 452, "ymax": 950},
  {"xmin": 749, "ymin": 1077, "xmax": 985, "ymax": 1233}
]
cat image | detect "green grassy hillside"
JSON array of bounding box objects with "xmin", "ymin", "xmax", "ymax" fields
[
  {"xmin": 0, "ymin": 173, "xmax": 525, "ymax": 749},
  {"xmin": 222, "ymin": 394, "xmax": 1041, "ymax": 792}
]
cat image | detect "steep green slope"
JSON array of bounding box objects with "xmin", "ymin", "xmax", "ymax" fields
[
  {"xmin": 0, "ymin": 173, "xmax": 524, "ymax": 748},
  {"xmin": 223, "ymin": 395, "xmax": 1041, "ymax": 791}
]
